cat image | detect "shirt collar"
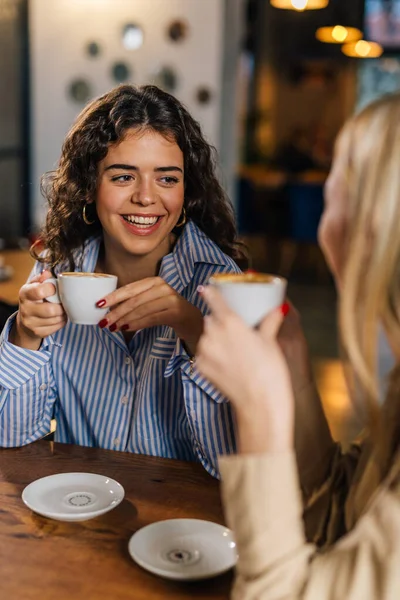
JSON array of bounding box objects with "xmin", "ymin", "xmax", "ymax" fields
[
  {"xmin": 64, "ymin": 220, "xmax": 232, "ymax": 292},
  {"xmin": 80, "ymin": 236, "xmax": 102, "ymax": 273},
  {"xmin": 53, "ymin": 237, "xmax": 101, "ymax": 276},
  {"xmin": 159, "ymin": 220, "xmax": 233, "ymax": 291}
]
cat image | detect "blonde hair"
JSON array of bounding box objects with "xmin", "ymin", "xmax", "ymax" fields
[{"xmin": 339, "ymin": 93, "xmax": 400, "ymax": 449}]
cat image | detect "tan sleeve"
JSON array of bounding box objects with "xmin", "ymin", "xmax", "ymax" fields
[{"xmin": 219, "ymin": 452, "xmax": 400, "ymax": 600}]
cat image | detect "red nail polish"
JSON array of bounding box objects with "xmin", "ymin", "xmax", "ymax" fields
[
  {"xmin": 246, "ymin": 269, "xmax": 258, "ymax": 274},
  {"xmin": 98, "ymin": 319, "xmax": 108, "ymax": 328},
  {"xmin": 121, "ymin": 324, "xmax": 129, "ymax": 331},
  {"xmin": 281, "ymin": 302, "xmax": 290, "ymax": 317},
  {"xmin": 109, "ymin": 323, "xmax": 117, "ymax": 332},
  {"xmin": 97, "ymin": 299, "xmax": 106, "ymax": 308}
]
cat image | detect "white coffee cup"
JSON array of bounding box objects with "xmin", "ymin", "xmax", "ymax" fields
[
  {"xmin": 46, "ymin": 272, "xmax": 118, "ymax": 325},
  {"xmin": 209, "ymin": 272, "xmax": 287, "ymax": 327}
]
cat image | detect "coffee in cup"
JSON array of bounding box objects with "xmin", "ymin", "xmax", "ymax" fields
[
  {"xmin": 46, "ymin": 272, "xmax": 118, "ymax": 325},
  {"xmin": 209, "ymin": 272, "xmax": 287, "ymax": 327}
]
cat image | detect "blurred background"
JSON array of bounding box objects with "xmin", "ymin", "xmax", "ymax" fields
[{"xmin": 1, "ymin": 0, "xmax": 400, "ymax": 441}]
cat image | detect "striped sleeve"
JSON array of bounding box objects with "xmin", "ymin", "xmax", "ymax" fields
[
  {"xmin": 0, "ymin": 372, "xmax": 56, "ymax": 447},
  {"xmin": 0, "ymin": 315, "xmax": 53, "ymax": 389},
  {"xmin": 0, "ymin": 313, "xmax": 58, "ymax": 447},
  {"xmin": 0, "ymin": 257, "xmax": 58, "ymax": 390}
]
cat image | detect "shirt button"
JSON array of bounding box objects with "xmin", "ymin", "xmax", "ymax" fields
[
  {"xmin": 121, "ymin": 396, "xmax": 129, "ymax": 405},
  {"xmin": 113, "ymin": 438, "xmax": 120, "ymax": 446},
  {"xmin": 39, "ymin": 383, "xmax": 47, "ymax": 391},
  {"xmin": 124, "ymin": 356, "xmax": 131, "ymax": 365}
]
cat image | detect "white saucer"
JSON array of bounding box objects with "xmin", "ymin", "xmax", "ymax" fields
[
  {"xmin": 128, "ymin": 518, "xmax": 237, "ymax": 581},
  {"xmin": 22, "ymin": 472, "xmax": 125, "ymax": 521}
]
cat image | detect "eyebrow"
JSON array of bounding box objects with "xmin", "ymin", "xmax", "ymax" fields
[{"xmin": 104, "ymin": 163, "xmax": 183, "ymax": 174}]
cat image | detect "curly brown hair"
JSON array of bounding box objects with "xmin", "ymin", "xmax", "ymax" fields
[{"xmin": 34, "ymin": 84, "xmax": 246, "ymax": 271}]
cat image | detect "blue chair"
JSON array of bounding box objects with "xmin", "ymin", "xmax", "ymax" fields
[
  {"xmin": 287, "ymin": 182, "xmax": 323, "ymax": 243},
  {"xmin": 278, "ymin": 181, "xmax": 326, "ymax": 280}
]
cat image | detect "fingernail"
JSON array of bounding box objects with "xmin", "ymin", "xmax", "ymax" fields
[
  {"xmin": 246, "ymin": 269, "xmax": 258, "ymax": 274},
  {"xmin": 281, "ymin": 302, "xmax": 290, "ymax": 317},
  {"xmin": 197, "ymin": 285, "xmax": 205, "ymax": 294},
  {"xmin": 109, "ymin": 323, "xmax": 117, "ymax": 332},
  {"xmin": 98, "ymin": 319, "xmax": 108, "ymax": 328},
  {"xmin": 97, "ymin": 299, "xmax": 106, "ymax": 308},
  {"xmin": 121, "ymin": 324, "xmax": 129, "ymax": 331}
]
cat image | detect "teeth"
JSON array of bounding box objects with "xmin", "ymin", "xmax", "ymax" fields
[{"xmin": 124, "ymin": 215, "xmax": 159, "ymax": 226}]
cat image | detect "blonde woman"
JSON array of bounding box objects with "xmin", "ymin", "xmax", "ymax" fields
[{"xmin": 196, "ymin": 93, "xmax": 400, "ymax": 599}]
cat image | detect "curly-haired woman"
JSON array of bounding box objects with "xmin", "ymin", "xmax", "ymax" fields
[{"xmin": 0, "ymin": 85, "xmax": 245, "ymax": 477}]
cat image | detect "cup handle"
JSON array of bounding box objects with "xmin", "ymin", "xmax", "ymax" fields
[{"xmin": 45, "ymin": 277, "xmax": 61, "ymax": 304}]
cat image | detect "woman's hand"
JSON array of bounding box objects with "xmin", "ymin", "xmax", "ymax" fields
[
  {"xmin": 10, "ymin": 270, "xmax": 68, "ymax": 350},
  {"xmin": 196, "ymin": 285, "xmax": 295, "ymax": 454},
  {"xmin": 98, "ymin": 277, "xmax": 204, "ymax": 355}
]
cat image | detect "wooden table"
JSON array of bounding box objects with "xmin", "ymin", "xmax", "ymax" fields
[
  {"xmin": 0, "ymin": 441, "xmax": 231, "ymax": 600},
  {"xmin": 0, "ymin": 249, "xmax": 34, "ymax": 304}
]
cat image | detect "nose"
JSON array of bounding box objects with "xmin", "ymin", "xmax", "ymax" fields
[{"xmin": 131, "ymin": 178, "xmax": 156, "ymax": 207}]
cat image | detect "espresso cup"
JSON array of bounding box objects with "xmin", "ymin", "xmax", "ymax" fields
[
  {"xmin": 46, "ymin": 272, "xmax": 118, "ymax": 325},
  {"xmin": 209, "ymin": 272, "xmax": 287, "ymax": 327}
]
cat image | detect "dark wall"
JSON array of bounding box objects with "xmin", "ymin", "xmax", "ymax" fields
[{"xmin": 0, "ymin": 0, "xmax": 29, "ymax": 239}]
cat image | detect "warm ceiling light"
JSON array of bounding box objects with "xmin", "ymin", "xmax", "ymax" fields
[
  {"xmin": 270, "ymin": 0, "xmax": 329, "ymax": 11},
  {"xmin": 331, "ymin": 25, "xmax": 348, "ymax": 42},
  {"xmin": 342, "ymin": 40, "xmax": 383, "ymax": 58},
  {"xmin": 316, "ymin": 25, "xmax": 363, "ymax": 44},
  {"xmin": 291, "ymin": 0, "xmax": 308, "ymax": 8}
]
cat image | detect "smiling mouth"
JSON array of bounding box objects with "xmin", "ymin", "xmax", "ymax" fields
[{"xmin": 122, "ymin": 215, "xmax": 162, "ymax": 228}]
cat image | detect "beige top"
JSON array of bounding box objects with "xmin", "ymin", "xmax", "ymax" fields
[{"xmin": 219, "ymin": 439, "xmax": 400, "ymax": 599}]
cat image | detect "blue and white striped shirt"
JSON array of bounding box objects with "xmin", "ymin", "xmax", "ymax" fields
[{"xmin": 0, "ymin": 221, "xmax": 240, "ymax": 477}]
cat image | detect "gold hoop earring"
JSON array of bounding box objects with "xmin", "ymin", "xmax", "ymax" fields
[
  {"xmin": 176, "ymin": 207, "xmax": 186, "ymax": 228},
  {"xmin": 83, "ymin": 203, "xmax": 95, "ymax": 225}
]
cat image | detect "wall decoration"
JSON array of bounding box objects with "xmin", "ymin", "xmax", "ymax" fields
[
  {"xmin": 122, "ymin": 23, "xmax": 144, "ymax": 50},
  {"xmin": 86, "ymin": 41, "xmax": 101, "ymax": 57},
  {"xmin": 152, "ymin": 66, "xmax": 178, "ymax": 92},
  {"xmin": 68, "ymin": 79, "xmax": 92, "ymax": 103},
  {"xmin": 196, "ymin": 86, "xmax": 213, "ymax": 105},
  {"xmin": 112, "ymin": 61, "xmax": 131, "ymax": 82},
  {"xmin": 167, "ymin": 20, "xmax": 188, "ymax": 42}
]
